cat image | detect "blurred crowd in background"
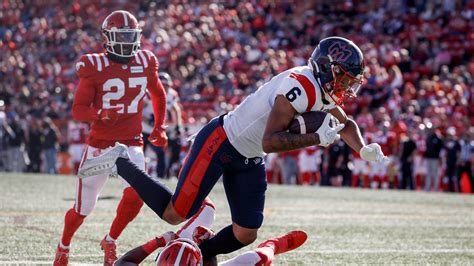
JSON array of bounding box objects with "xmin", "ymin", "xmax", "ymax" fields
[{"xmin": 0, "ymin": 0, "xmax": 473, "ymax": 193}]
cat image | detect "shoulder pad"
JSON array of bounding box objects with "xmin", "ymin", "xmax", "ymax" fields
[
  {"xmin": 278, "ymin": 71, "xmax": 319, "ymax": 113},
  {"xmin": 135, "ymin": 49, "xmax": 158, "ymax": 73},
  {"xmin": 76, "ymin": 53, "xmax": 110, "ymax": 78}
]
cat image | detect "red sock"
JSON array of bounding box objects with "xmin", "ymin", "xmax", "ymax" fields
[
  {"xmin": 61, "ymin": 208, "xmax": 86, "ymax": 246},
  {"xmin": 108, "ymin": 187, "xmax": 144, "ymax": 240},
  {"xmin": 352, "ymin": 175, "xmax": 359, "ymax": 187},
  {"xmin": 315, "ymin": 172, "xmax": 320, "ymax": 184},
  {"xmin": 266, "ymin": 171, "xmax": 273, "ymax": 183},
  {"xmin": 302, "ymin": 172, "xmax": 310, "ymax": 185},
  {"xmin": 363, "ymin": 175, "xmax": 370, "ymax": 188},
  {"xmin": 415, "ymin": 174, "xmax": 422, "ymax": 190}
]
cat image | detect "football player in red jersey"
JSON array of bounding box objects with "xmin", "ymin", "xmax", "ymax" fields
[{"xmin": 54, "ymin": 10, "xmax": 168, "ymax": 266}]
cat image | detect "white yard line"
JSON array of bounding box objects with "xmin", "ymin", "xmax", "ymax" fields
[{"xmin": 307, "ymin": 249, "xmax": 474, "ymax": 254}]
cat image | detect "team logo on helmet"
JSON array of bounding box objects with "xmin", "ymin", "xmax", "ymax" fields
[{"xmin": 328, "ymin": 42, "xmax": 353, "ymax": 62}]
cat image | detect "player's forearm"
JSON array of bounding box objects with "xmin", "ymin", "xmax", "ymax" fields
[
  {"xmin": 173, "ymin": 104, "xmax": 183, "ymax": 126},
  {"xmin": 115, "ymin": 237, "xmax": 163, "ymax": 265},
  {"xmin": 340, "ymin": 118, "xmax": 365, "ymax": 152},
  {"xmin": 262, "ymin": 132, "xmax": 319, "ymax": 153},
  {"xmin": 114, "ymin": 246, "xmax": 146, "ymax": 266},
  {"xmin": 149, "ymin": 77, "xmax": 167, "ymax": 127}
]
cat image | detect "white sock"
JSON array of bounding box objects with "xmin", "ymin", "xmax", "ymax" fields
[
  {"xmin": 59, "ymin": 242, "xmax": 69, "ymax": 249},
  {"xmin": 220, "ymin": 251, "xmax": 261, "ymax": 266},
  {"xmin": 177, "ymin": 204, "xmax": 216, "ymax": 240},
  {"xmin": 105, "ymin": 234, "xmax": 116, "ymax": 242}
]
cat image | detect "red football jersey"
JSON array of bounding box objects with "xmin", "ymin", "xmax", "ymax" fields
[{"xmin": 72, "ymin": 50, "xmax": 166, "ymax": 148}]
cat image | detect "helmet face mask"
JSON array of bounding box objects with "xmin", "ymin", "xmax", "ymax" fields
[
  {"xmin": 102, "ymin": 11, "xmax": 142, "ymax": 58},
  {"xmin": 328, "ymin": 64, "xmax": 364, "ymax": 105},
  {"xmin": 309, "ymin": 36, "xmax": 365, "ymax": 106}
]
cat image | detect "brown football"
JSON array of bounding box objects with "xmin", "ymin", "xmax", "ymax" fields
[{"xmin": 288, "ymin": 111, "xmax": 331, "ymax": 134}]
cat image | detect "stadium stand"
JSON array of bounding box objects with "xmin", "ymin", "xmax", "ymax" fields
[{"xmin": 0, "ymin": 0, "xmax": 472, "ymax": 192}]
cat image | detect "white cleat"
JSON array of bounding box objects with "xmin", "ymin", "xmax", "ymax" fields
[{"xmin": 78, "ymin": 143, "xmax": 130, "ymax": 177}]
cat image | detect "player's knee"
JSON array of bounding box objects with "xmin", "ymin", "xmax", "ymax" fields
[
  {"xmin": 233, "ymin": 225, "xmax": 258, "ymax": 245},
  {"xmin": 76, "ymin": 200, "xmax": 95, "ymax": 216},
  {"xmin": 162, "ymin": 205, "xmax": 186, "ymax": 225},
  {"xmin": 122, "ymin": 187, "xmax": 144, "ymax": 211}
]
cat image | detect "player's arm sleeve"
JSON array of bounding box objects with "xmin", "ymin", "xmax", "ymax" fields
[
  {"xmin": 147, "ymin": 54, "xmax": 167, "ymax": 128},
  {"xmin": 275, "ymin": 77, "xmax": 308, "ymax": 114},
  {"xmin": 72, "ymin": 77, "xmax": 100, "ymax": 122},
  {"xmin": 72, "ymin": 56, "xmax": 100, "ymax": 122},
  {"xmin": 115, "ymin": 237, "xmax": 164, "ymax": 265}
]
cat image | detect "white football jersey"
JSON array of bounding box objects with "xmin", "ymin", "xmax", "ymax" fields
[{"xmin": 223, "ymin": 66, "xmax": 335, "ymax": 158}]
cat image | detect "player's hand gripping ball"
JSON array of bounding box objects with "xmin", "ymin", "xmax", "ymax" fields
[{"xmin": 288, "ymin": 111, "xmax": 344, "ymax": 147}]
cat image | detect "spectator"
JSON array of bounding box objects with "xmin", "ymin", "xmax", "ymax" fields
[
  {"xmin": 443, "ymin": 127, "xmax": 461, "ymax": 192},
  {"xmin": 5, "ymin": 116, "xmax": 26, "ymax": 172},
  {"xmin": 42, "ymin": 118, "xmax": 60, "ymax": 174},
  {"xmin": 400, "ymin": 131, "xmax": 417, "ymax": 190},
  {"xmin": 280, "ymin": 151, "xmax": 299, "ymax": 185},
  {"xmin": 27, "ymin": 119, "xmax": 43, "ymax": 173},
  {"xmin": 0, "ymin": 105, "xmax": 10, "ymax": 171},
  {"xmin": 458, "ymin": 129, "xmax": 474, "ymax": 193},
  {"xmin": 424, "ymin": 126, "xmax": 444, "ymax": 191},
  {"xmin": 298, "ymin": 146, "xmax": 321, "ymax": 186},
  {"xmin": 327, "ymin": 140, "xmax": 346, "ymax": 187}
]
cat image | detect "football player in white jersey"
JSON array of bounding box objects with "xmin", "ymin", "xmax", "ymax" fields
[{"xmin": 79, "ymin": 36, "xmax": 387, "ymax": 263}]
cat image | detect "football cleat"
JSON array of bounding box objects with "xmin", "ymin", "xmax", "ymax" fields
[
  {"xmin": 100, "ymin": 237, "xmax": 118, "ymax": 266},
  {"xmin": 78, "ymin": 143, "xmax": 129, "ymax": 177},
  {"xmin": 53, "ymin": 244, "xmax": 69, "ymax": 266},
  {"xmin": 257, "ymin": 230, "xmax": 308, "ymax": 255}
]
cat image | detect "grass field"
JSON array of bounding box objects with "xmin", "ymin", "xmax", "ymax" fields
[{"xmin": 0, "ymin": 173, "xmax": 473, "ymax": 265}]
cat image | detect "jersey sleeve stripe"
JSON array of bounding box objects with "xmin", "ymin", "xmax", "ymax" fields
[
  {"xmin": 134, "ymin": 53, "xmax": 142, "ymax": 65},
  {"xmin": 290, "ymin": 73, "xmax": 316, "ymax": 112},
  {"xmin": 102, "ymin": 54, "xmax": 109, "ymax": 68},
  {"xmin": 143, "ymin": 50, "xmax": 152, "ymax": 60},
  {"xmin": 93, "ymin": 53, "xmax": 102, "ymax": 71},
  {"xmin": 86, "ymin": 54, "xmax": 95, "ymax": 66},
  {"xmin": 138, "ymin": 51, "xmax": 148, "ymax": 68}
]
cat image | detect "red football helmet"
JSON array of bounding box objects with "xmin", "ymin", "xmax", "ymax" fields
[
  {"xmin": 101, "ymin": 10, "xmax": 141, "ymax": 57},
  {"xmin": 156, "ymin": 238, "xmax": 203, "ymax": 266}
]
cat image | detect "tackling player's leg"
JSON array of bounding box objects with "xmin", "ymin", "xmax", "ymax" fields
[{"xmin": 219, "ymin": 230, "xmax": 308, "ymax": 266}]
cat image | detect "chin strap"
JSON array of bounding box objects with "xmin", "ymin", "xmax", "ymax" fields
[{"xmin": 105, "ymin": 49, "xmax": 132, "ymax": 64}]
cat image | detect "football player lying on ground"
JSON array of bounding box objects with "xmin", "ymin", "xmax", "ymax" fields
[
  {"xmin": 79, "ymin": 36, "xmax": 388, "ymax": 264},
  {"xmin": 115, "ymin": 226, "xmax": 307, "ymax": 266}
]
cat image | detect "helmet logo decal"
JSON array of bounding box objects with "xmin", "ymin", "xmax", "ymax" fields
[{"xmin": 328, "ymin": 42, "xmax": 353, "ymax": 62}]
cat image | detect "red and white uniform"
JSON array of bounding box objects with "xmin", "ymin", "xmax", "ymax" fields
[
  {"xmin": 68, "ymin": 121, "xmax": 88, "ymax": 164},
  {"xmin": 72, "ymin": 50, "xmax": 166, "ymax": 215},
  {"xmin": 414, "ymin": 133, "xmax": 427, "ymax": 175},
  {"xmin": 352, "ymin": 150, "xmax": 369, "ymax": 176}
]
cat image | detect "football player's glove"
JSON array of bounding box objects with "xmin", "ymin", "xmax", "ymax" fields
[
  {"xmin": 315, "ymin": 115, "xmax": 345, "ymax": 147},
  {"xmin": 148, "ymin": 126, "xmax": 168, "ymax": 147},
  {"xmin": 360, "ymin": 143, "xmax": 388, "ymax": 162},
  {"xmin": 97, "ymin": 108, "xmax": 120, "ymax": 126}
]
